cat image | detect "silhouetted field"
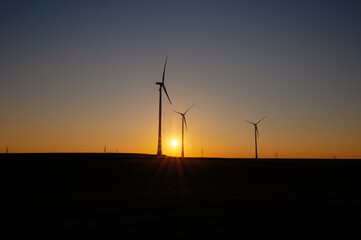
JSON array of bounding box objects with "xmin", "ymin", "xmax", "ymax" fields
[{"xmin": 1, "ymin": 153, "xmax": 361, "ymax": 239}]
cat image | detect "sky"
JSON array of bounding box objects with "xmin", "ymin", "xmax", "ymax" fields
[{"xmin": 1, "ymin": 0, "xmax": 360, "ymax": 158}]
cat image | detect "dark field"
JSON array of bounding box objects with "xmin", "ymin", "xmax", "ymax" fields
[{"xmin": 1, "ymin": 154, "xmax": 361, "ymax": 239}]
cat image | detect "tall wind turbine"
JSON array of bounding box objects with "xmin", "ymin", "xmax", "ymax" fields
[
  {"xmin": 245, "ymin": 116, "xmax": 266, "ymax": 159},
  {"xmin": 173, "ymin": 103, "xmax": 195, "ymax": 158},
  {"xmin": 156, "ymin": 56, "xmax": 172, "ymax": 155}
]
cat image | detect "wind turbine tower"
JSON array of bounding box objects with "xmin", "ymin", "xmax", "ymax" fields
[
  {"xmin": 173, "ymin": 104, "xmax": 195, "ymax": 158},
  {"xmin": 156, "ymin": 56, "xmax": 172, "ymax": 155},
  {"xmin": 245, "ymin": 116, "xmax": 266, "ymax": 159}
]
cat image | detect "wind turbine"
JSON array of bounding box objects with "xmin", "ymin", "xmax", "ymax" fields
[
  {"xmin": 156, "ymin": 56, "xmax": 172, "ymax": 155},
  {"xmin": 173, "ymin": 104, "xmax": 195, "ymax": 158},
  {"xmin": 245, "ymin": 116, "xmax": 266, "ymax": 159}
]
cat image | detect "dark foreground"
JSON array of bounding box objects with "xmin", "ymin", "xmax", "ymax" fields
[{"xmin": 1, "ymin": 153, "xmax": 361, "ymax": 239}]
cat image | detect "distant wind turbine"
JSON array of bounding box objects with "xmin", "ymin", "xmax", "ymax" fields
[
  {"xmin": 173, "ymin": 103, "xmax": 195, "ymax": 158},
  {"xmin": 245, "ymin": 116, "xmax": 266, "ymax": 159},
  {"xmin": 156, "ymin": 56, "xmax": 172, "ymax": 155}
]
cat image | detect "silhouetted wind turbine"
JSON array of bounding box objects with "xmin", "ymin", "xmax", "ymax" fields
[
  {"xmin": 245, "ymin": 116, "xmax": 266, "ymax": 159},
  {"xmin": 173, "ymin": 103, "xmax": 195, "ymax": 158},
  {"xmin": 156, "ymin": 56, "xmax": 172, "ymax": 155}
]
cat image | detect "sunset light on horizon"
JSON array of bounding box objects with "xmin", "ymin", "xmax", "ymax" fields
[{"xmin": 1, "ymin": 1, "xmax": 360, "ymax": 158}]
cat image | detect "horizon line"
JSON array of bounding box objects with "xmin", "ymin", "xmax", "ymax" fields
[{"xmin": 1, "ymin": 152, "xmax": 360, "ymax": 160}]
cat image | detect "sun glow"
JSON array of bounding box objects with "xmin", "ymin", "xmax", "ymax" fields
[{"xmin": 171, "ymin": 140, "xmax": 178, "ymax": 147}]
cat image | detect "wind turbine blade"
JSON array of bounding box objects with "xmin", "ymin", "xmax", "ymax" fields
[
  {"xmin": 245, "ymin": 120, "xmax": 255, "ymax": 125},
  {"xmin": 256, "ymin": 116, "xmax": 266, "ymax": 124},
  {"xmin": 162, "ymin": 56, "xmax": 168, "ymax": 84},
  {"xmin": 184, "ymin": 103, "xmax": 196, "ymax": 115},
  {"xmin": 162, "ymin": 85, "xmax": 172, "ymax": 105},
  {"xmin": 183, "ymin": 116, "xmax": 188, "ymax": 131},
  {"xmin": 173, "ymin": 110, "xmax": 182, "ymax": 115},
  {"xmin": 256, "ymin": 126, "xmax": 259, "ymax": 138}
]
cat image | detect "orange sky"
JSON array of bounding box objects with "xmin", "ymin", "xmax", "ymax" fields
[{"xmin": 1, "ymin": 81, "xmax": 360, "ymax": 159}]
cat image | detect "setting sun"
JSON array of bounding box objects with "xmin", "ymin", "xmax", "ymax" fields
[{"xmin": 171, "ymin": 140, "xmax": 178, "ymax": 147}]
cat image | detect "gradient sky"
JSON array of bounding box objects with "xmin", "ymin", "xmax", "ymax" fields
[{"xmin": 1, "ymin": 0, "xmax": 360, "ymax": 158}]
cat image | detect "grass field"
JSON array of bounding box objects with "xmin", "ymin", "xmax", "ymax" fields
[{"xmin": 1, "ymin": 153, "xmax": 361, "ymax": 239}]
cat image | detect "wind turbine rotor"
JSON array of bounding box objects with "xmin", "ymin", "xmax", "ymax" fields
[
  {"xmin": 245, "ymin": 120, "xmax": 255, "ymax": 125},
  {"xmin": 162, "ymin": 56, "xmax": 168, "ymax": 84},
  {"xmin": 163, "ymin": 85, "xmax": 172, "ymax": 104},
  {"xmin": 183, "ymin": 115, "xmax": 188, "ymax": 131},
  {"xmin": 256, "ymin": 116, "xmax": 266, "ymax": 124},
  {"xmin": 184, "ymin": 103, "xmax": 196, "ymax": 115},
  {"xmin": 173, "ymin": 110, "xmax": 182, "ymax": 115}
]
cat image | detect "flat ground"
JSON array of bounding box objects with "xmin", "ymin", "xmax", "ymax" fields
[{"xmin": 1, "ymin": 153, "xmax": 361, "ymax": 239}]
